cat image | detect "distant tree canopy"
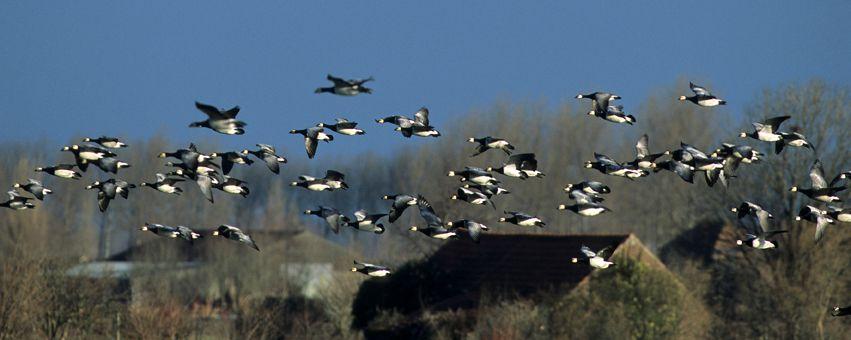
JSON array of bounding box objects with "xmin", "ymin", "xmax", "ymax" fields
[{"xmin": 0, "ymin": 79, "xmax": 848, "ymax": 339}]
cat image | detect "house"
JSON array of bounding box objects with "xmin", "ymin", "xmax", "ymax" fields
[
  {"xmin": 68, "ymin": 229, "xmax": 360, "ymax": 311},
  {"xmin": 351, "ymin": 233, "xmax": 670, "ymax": 337}
]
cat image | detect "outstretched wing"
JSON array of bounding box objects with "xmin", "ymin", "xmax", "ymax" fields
[
  {"xmin": 689, "ymin": 82, "xmax": 711, "ymax": 96},
  {"xmin": 327, "ymin": 74, "xmax": 352, "ymax": 86},
  {"xmin": 414, "ymin": 107, "xmax": 430, "ymax": 126},
  {"xmin": 580, "ymin": 245, "xmax": 596, "ymax": 258},
  {"xmin": 195, "ymin": 101, "xmax": 225, "ymax": 120},
  {"xmin": 810, "ymin": 159, "xmax": 829, "ymax": 189},
  {"xmin": 636, "ymin": 134, "xmax": 650, "ymax": 158},
  {"xmin": 305, "ymin": 137, "xmax": 318, "ymax": 159},
  {"xmin": 762, "ymin": 116, "xmax": 790, "ymax": 133}
]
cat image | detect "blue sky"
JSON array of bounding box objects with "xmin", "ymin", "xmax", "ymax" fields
[{"xmin": 1, "ymin": 1, "xmax": 849, "ymax": 159}]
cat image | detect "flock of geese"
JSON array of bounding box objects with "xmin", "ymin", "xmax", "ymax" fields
[{"xmin": 2, "ymin": 76, "xmax": 848, "ymax": 316}]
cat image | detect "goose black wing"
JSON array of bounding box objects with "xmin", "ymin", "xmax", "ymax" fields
[{"xmin": 689, "ymin": 82, "xmax": 711, "ymax": 96}]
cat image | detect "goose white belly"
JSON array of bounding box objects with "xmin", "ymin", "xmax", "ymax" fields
[
  {"xmin": 836, "ymin": 213, "xmax": 851, "ymax": 223},
  {"xmin": 157, "ymin": 185, "xmax": 178, "ymax": 193},
  {"xmin": 54, "ymin": 169, "xmax": 77, "ymax": 178},
  {"xmin": 757, "ymin": 132, "xmax": 782, "ymax": 142},
  {"xmin": 470, "ymin": 176, "xmax": 496, "ymax": 185},
  {"xmin": 368, "ymin": 270, "xmax": 391, "ymax": 277},
  {"xmin": 334, "ymin": 88, "xmax": 359, "ymax": 96},
  {"xmin": 488, "ymin": 140, "xmax": 509, "ymax": 148},
  {"xmin": 432, "ymin": 232, "xmax": 456, "ymax": 239},
  {"xmin": 578, "ymin": 207, "xmax": 606, "ymax": 216},
  {"xmin": 517, "ymin": 218, "xmax": 540, "ymax": 227},
  {"xmin": 786, "ymin": 139, "xmax": 806, "ymax": 147},
  {"xmin": 502, "ymin": 165, "xmax": 524, "ymax": 178},
  {"xmin": 222, "ymin": 185, "xmax": 243, "ymax": 194},
  {"xmin": 337, "ymin": 128, "xmax": 361, "ymax": 135},
  {"xmin": 414, "ymin": 130, "xmax": 439, "ymax": 137},
  {"xmin": 753, "ymin": 239, "xmax": 775, "ymax": 249},
  {"xmin": 589, "ymin": 257, "xmax": 612, "ymax": 269},
  {"xmin": 307, "ymin": 183, "xmax": 331, "ymax": 191},
  {"xmin": 697, "ymin": 98, "xmax": 723, "ymax": 106},
  {"xmin": 78, "ymin": 151, "xmax": 103, "ymax": 160}
]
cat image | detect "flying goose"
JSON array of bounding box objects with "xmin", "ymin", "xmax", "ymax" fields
[
  {"xmin": 165, "ymin": 168, "xmax": 216, "ymax": 203},
  {"xmin": 795, "ymin": 205, "xmax": 836, "ymax": 242},
  {"xmin": 571, "ymin": 245, "xmax": 615, "ymax": 269},
  {"xmin": 315, "ymin": 74, "xmax": 373, "ymax": 96},
  {"xmin": 212, "ymin": 151, "xmax": 254, "ymax": 175},
  {"xmin": 499, "ymin": 210, "xmax": 545, "ymax": 228},
  {"xmin": 242, "ymin": 144, "xmax": 287, "ymax": 174},
  {"xmin": 740, "ymin": 116, "xmax": 790, "ymax": 142},
  {"xmin": 35, "ymin": 164, "xmax": 81, "ymax": 180},
  {"xmin": 736, "ymin": 230, "xmax": 788, "ymax": 250},
  {"xmin": 468, "ymin": 136, "xmax": 515, "ymax": 157},
  {"xmin": 383, "ymin": 194, "xmax": 418, "ymax": 223},
  {"xmin": 318, "ymin": 118, "xmax": 365, "ymax": 136},
  {"xmin": 214, "ymin": 176, "xmax": 250, "ymax": 197},
  {"xmin": 678, "ymin": 82, "xmax": 726, "ymax": 107},
  {"xmin": 159, "ymin": 143, "xmax": 212, "ymax": 170},
  {"xmin": 730, "ymin": 201, "xmax": 774, "ymax": 220},
  {"xmin": 91, "ymin": 157, "xmax": 131, "ymax": 174},
  {"xmin": 189, "ymin": 101, "xmax": 246, "ymax": 135},
  {"xmin": 489, "ymin": 153, "xmax": 544, "ymax": 179},
  {"xmin": 408, "ymin": 196, "xmax": 456, "ymax": 239},
  {"xmin": 826, "ymin": 206, "xmax": 851, "ymax": 223},
  {"xmin": 776, "ymin": 130, "xmax": 815, "ymax": 154},
  {"xmin": 83, "ymin": 136, "xmax": 127, "ymax": 149},
  {"xmin": 347, "ymin": 210, "xmax": 387, "ymax": 234},
  {"xmin": 304, "ymin": 206, "xmax": 350, "ymax": 234},
  {"xmin": 564, "ymin": 181, "xmax": 611, "ymax": 195},
  {"xmin": 451, "ymin": 187, "xmax": 495, "ymax": 208},
  {"xmin": 446, "ymin": 219, "xmax": 489, "ymax": 243},
  {"xmin": 558, "ymin": 202, "xmax": 611, "ymax": 217},
  {"xmin": 575, "ymin": 92, "xmax": 621, "ymax": 116},
  {"xmin": 394, "ymin": 107, "xmax": 440, "ymax": 137},
  {"xmin": 790, "ymin": 160, "xmax": 846, "ymax": 203},
  {"xmin": 585, "ymin": 153, "xmax": 648, "ymax": 179},
  {"xmin": 212, "ymin": 225, "xmax": 259, "ymax": 251},
  {"xmin": 85, "ymin": 179, "xmax": 135, "ymax": 212},
  {"xmin": 351, "ymin": 261, "xmax": 391, "ymax": 277},
  {"xmin": 627, "ymin": 134, "xmax": 669, "ymax": 170},
  {"xmin": 13, "ymin": 179, "xmax": 52, "ymax": 201},
  {"xmin": 589, "ymin": 104, "xmax": 636, "ymax": 125},
  {"xmin": 831, "ymin": 305, "xmax": 851, "ymax": 317},
  {"xmin": 447, "ymin": 167, "xmax": 500, "ymax": 185},
  {"xmin": 463, "ymin": 183, "xmax": 510, "ymax": 198},
  {"xmin": 1, "ymin": 190, "xmax": 35, "ymax": 210},
  {"xmin": 140, "ymin": 173, "xmax": 184, "ymax": 195},
  {"xmin": 62, "ymin": 144, "xmax": 116, "ymax": 172},
  {"xmin": 139, "ymin": 223, "xmax": 201, "ymax": 244},
  {"xmin": 290, "ymin": 127, "xmax": 333, "ymax": 159}
]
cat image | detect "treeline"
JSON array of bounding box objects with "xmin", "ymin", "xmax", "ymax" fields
[{"xmin": 0, "ymin": 79, "xmax": 849, "ymax": 339}]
